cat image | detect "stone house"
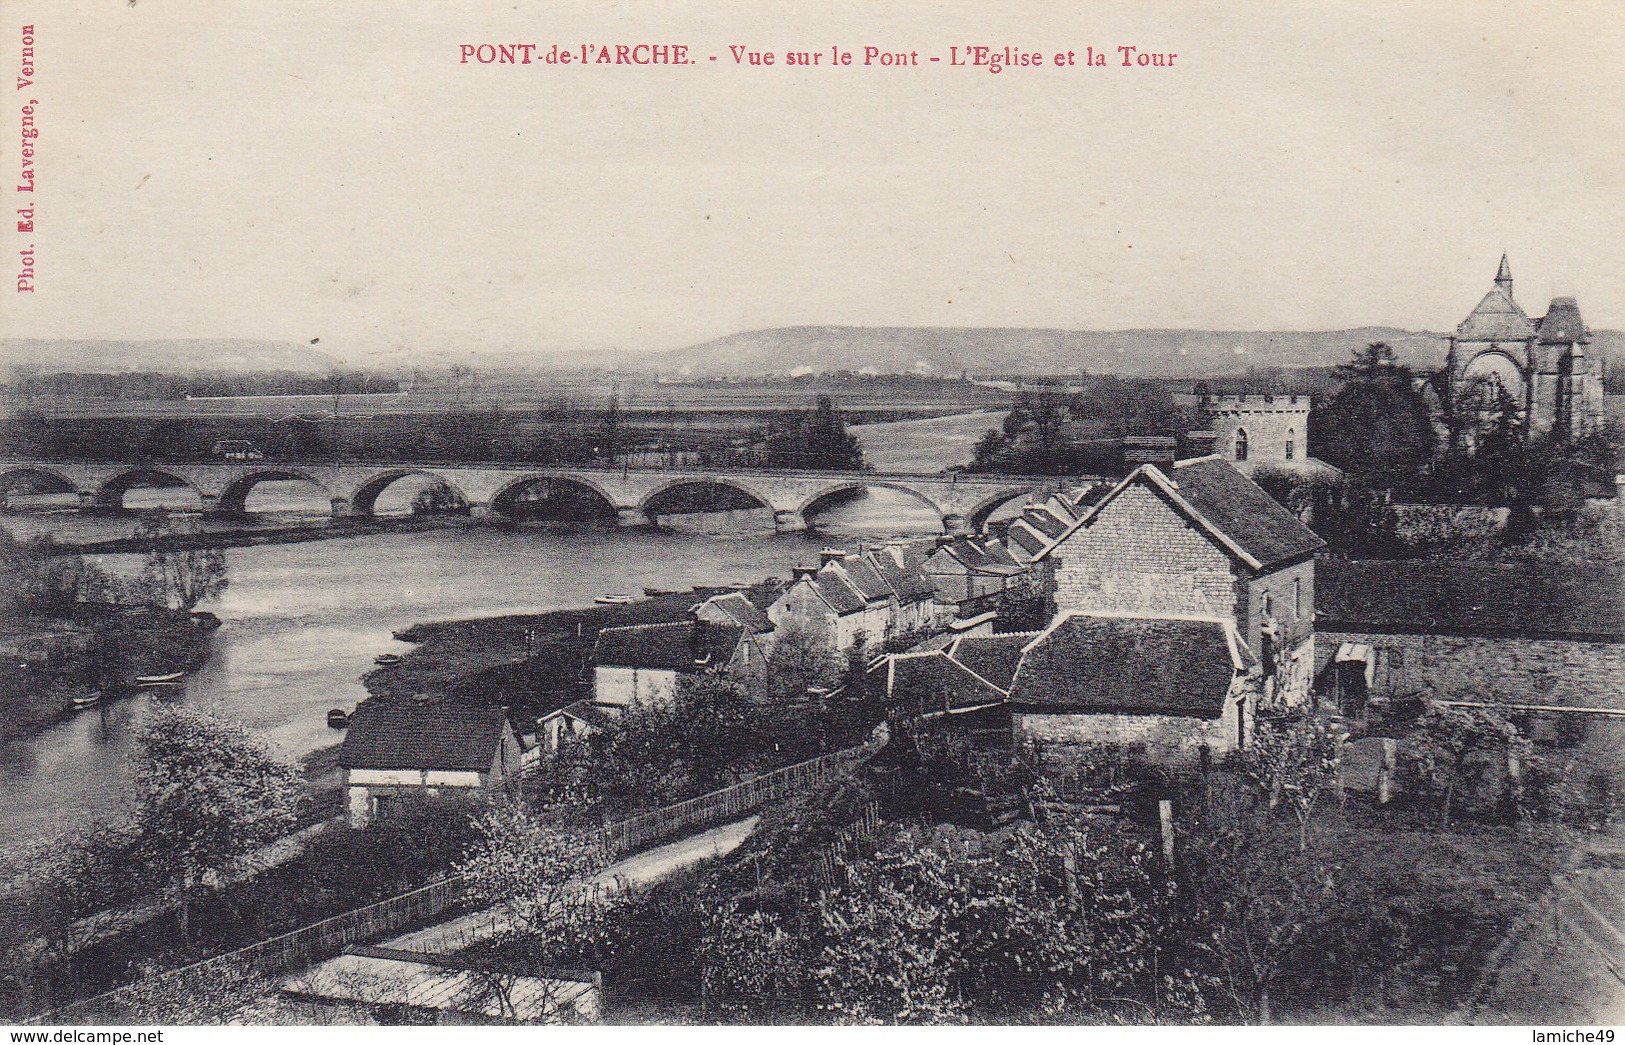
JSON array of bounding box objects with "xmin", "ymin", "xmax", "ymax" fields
[
  {"xmin": 922, "ymin": 536, "xmax": 1037, "ymax": 612},
  {"xmin": 536, "ymin": 698, "xmax": 624, "ymax": 752},
  {"xmin": 691, "ymin": 590, "xmax": 777, "ymax": 665},
  {"xmin": 767, "ymin": 547, "xmax": 947, "ymax": 652},
  {"xmin": 1006, "ymin": 611, "xmax": 1262, "ymax": 763},
  {"xmin": 1035, "ymin": 456, "xmax": 1326, "ymax": 707},
  {"xmin": 1315, "ymin": 558, "xmax": 1625, "ymax": 716},
  {"xmin": 590, "ymin": 619, "xmax": 750, "ymax": 708},
  {"xmin": 339, "ymin": 699, "xmax": 522, "ymax": 827}
]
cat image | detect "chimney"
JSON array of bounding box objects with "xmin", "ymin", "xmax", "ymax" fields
[
  {"xmin": 792, "ymin": 565, "xmax": 818, "ymax": 582},
  {"xmin": 1185, "ymin": 430, "xmax": 1218, "ymax": 456},
  {"xmin": 820, "ymin": 547, "xmax": 846, "ymax": 567}
]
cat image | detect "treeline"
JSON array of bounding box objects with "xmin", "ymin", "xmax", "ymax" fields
[
  {"xmin": 1, "ymin": 398, "xmax": 867, "ymax": 471},
  {"xmin": 5, "ymin": 369, "xmax": 400, "ymax": 400},
  {"xmin": 968, "ymin": 376, "xmax": 1187, "ymax": 476}
]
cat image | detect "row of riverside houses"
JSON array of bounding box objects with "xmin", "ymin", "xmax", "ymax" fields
[
  {"xmin": 337, "ymin": 518, "xmax": 1079, "ymax": 826},
  {"xmin": 872, "ymin": 455, "xmax": 1324, "ymax": 764}
]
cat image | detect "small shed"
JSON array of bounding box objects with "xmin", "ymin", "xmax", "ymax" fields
[{"xmin": 339, "ymin": 699, "xmax": 521, "ymax": 826}]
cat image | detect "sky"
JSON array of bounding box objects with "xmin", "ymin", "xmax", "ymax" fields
[{"xmin": 4, "ymin": 0, "xmax": 1623, "ymax": 365}]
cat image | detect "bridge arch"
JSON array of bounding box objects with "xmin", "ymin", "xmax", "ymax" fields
[
  {"xmin": 964, "ymin": 487, "xmax": 1039, "ymax": 533},
  {"xmin": 797, "ymin": 480, "xmax": 947, "ymax": 529},
  {"xmin": 639, "ymin": 476, "xmax": 773, "ymax": 519},
  {"xmin": 216, "ymin": 468, "xmax": 333, "ymax": 515},
  {"xmin": 93, "ymin": 468, "xmax": 207, "ymax": 512},
  {"xmin": 487, "ymin": 474, "xmax": 622, "ymax": 522},
  {"xmin": 0, "ymin": 466, "xmax": 79, "ymax": 503},
  {"xmin": 350, "ymin": 469, "xmax": 471, "ymax": 517}
]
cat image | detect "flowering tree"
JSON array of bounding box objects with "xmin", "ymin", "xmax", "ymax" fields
[
  {"xmin": 455, "ymin": 799, "xmax": 609, "ymax": 946},
  {"xmin": 134, "ymin": 516, "xmax": 228, "ymax": 611},
  {"xmin": 131, "ymin": 706, "xmax": 301, "ymax": 944}
]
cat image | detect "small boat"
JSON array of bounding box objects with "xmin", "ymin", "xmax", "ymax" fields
[
  {"xmin": 327, "ymin": 708, "xmax": 349, "ymax": 729},
  {"xmin": 595, "ymin": 593, "xmax": 638, "ymax": 605},
  {"xmin": 135, "ymin": 671, "xmax": 186, "ymax": 686},
  {"xmin": 72, "ymin": 690, "xmax": 103, "ymax": 710},
  {"xmin": 374, "ymin": 653, "xmax": 403, "ymax": 666}
]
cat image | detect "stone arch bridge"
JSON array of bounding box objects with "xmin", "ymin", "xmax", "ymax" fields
[{"xmin": 0, "ymin": 460, "xmax": 1075, "ymax": 534}]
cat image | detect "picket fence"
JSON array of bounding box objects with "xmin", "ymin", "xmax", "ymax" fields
[{"xmin": 31, "ymin": 745, "xmax": 864, "ymax": 1025}]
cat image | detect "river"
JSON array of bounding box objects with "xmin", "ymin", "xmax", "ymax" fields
[{"xmin": 0, "ymin": 479, "xmax": 951, "ymax": 848}]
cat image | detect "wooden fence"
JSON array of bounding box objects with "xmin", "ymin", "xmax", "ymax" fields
[
  {"xmin": 597, "ymin": 747, "xmax": 862, "ymax": 857},
  {"xmin": 31, "ymin": 744, "xmax": 866, "ymax": 1025}
]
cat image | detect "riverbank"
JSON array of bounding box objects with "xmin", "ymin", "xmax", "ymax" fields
[
  {"xmin": 364, "ymin": 582, "xmax": 785, "ymax": 717},
  {"xmin": 42, "ymin": 513, "xmax": 471, "ymax": 556},
  {"xmin": 0, "ymin": 604, "xmax": 216, "ymax": 743}
]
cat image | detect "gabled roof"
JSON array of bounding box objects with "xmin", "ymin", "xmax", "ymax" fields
[
  {"xmin": 1005, "ymin": 521, "xmax": 1049, "ymax": 556},
  {"xmin": 867, "ymin": 650, "xmax": 1008, "ymax": 716},
  {"xmin": 865, "ymin": 551, "xmax": 936, "ymax": 603},
  {"xmin": 947, "ymin": 632, "xmax": 1036, "ymax": 692},
  {"xmin": 1022, "ymin": 507, "xmax": 1071, "ymax": 539},
  {"xmin": 837, "ymin": 557, "xmax": 892, "ymax": 603},
  {"xmin": 1037, "ymin": 458, "xmax": 1325, "ymax": 572},
  {"xmin": 540, "ymin": 699, "xmax": 623, "ymax": 732},
  {"xmin": 695, "ymin": 591, "xmax": 774, "ymax": 633},
  {"xmin": 1537, "ymin": 297, "xmax": 1588, "ymax": 344},
  {"xmin": 1008, "ymin": 612, "xmax": 1248, "ymax": 718},
  {"xmin": 592, "ymin": 620, "xmax": 745, "ymax": 672},
  {"xmin": 811, "ymin": 564, "xmax": 869, "ymax": 615},
  {"xmin": 1455, "ymin": 288, "xmax": 1535, "ymax": 342},
  {"xmin": 340, "ymin": 699, "xmax": 510, "ymax": 772},
  {"xmin": 930, "ymin": 538, "xmax": 1025, "ymax": 576}
]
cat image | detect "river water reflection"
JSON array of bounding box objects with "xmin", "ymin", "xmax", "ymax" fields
[{"xmin": 0, "ymin": 483, "xmax": 947, "ymax": 847}]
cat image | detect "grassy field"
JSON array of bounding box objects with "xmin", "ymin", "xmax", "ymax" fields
[{"xmin": 849, "ymin": 409, "xmax": 1008, "ymax": 472}]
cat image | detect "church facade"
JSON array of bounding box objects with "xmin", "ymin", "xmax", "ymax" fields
[{"xmin": 1445, "ymin": 255, "xmax": 1604, "ymax": 442}]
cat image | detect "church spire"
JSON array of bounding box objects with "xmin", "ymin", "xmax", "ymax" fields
[{"xmin": 1495, "ymin": 253, "xmax": 1513, "ymax": 300}]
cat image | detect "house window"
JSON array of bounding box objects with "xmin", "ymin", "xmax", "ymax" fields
[
  {"xmin": 1389, "ymin": 648, "xmax": 1404, "ymax": 672},
  {"xmin": 1263, "ymin": 592, "xmax": 1273, "ymax": 617},
  {"xmin": 1234, "ymin": 427, "xmax": 1249, "ymax": 461},
  {"xmin": 1285, "ymin": 429, "xmax": 1296, "ymax": 461},
  {"xmin": 1293, "ymin": 577, "xmax": 1302, "ymax": 618}
]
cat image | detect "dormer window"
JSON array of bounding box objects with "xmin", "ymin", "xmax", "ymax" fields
[
  {"xmin": 1234, "ymin": 427, "xmax": 1249, "ymax": 462},
  {"xmin": 1285, "ymin": 429, "xmax": 1296, "ymax": 461}
]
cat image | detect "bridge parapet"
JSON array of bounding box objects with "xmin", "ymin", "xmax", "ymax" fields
[{"xmin": 0, "ymin": 459, "xmax": 1084, "ymax": 533}]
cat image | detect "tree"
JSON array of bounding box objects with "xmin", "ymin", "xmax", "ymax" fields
[
  {"xmin": 131, "ymin": 706, "xmax": 301, "ymax": 944},
  {"xmin": 802, "ymin": 395, "xmax": 865, "ymax": 471},
  {"xmin": 1312, "ymin": 343, "xmax": 1437, "ymax": 484},
  {"xmin": 1184, "ymin": 774, "xmax": 1341, "ymax": 1024},
  {"xmin": 764, "ymin": 620, "xmax": 844, "ymax": 704},
  {"xmin": 135, "ymin": 516, "xmax": 228, "ymax": 611},
  {"xmin": 455, "ymin": 799, "xmax": 609, "ymax": 946},
  {"xmin": 1398, "ymin": 703, "xmax": 1526, "ymax": 829},
  {"xmin": 1241, "ymin": 715, "xmax": 1344, "ymax": 851}
]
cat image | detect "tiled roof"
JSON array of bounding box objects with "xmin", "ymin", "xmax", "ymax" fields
[
  {"xmin": 1317, "ymin": 558, "xmax": 1625, "ymax": 641},
  {"xmin": 868, "ymin": 651, "xmax": 1007, "ymax": 716},
  {"xmin": 340, "ymin": 699, "xmax": 509, "ymax": 771},
  {"xmin": 947, "ymin": 632, "xmax": 1035, "ymax": 691},
  {"xmin": 838, "ymin": 557, "xmax": 892, "ymax": 602},
  {"xmin": 1005, "ymin": 522, "xmax": 1049, "ymax": 556},
  {"xmin": 810, "ymin": 566, "xmax": 869, "ymax": 616},
  {"xmin": 696, "ymin": 591, "xmax": 774, "ymax": 633},
  {"xmin": 592, "ymin": 620, "xmax": 745, "ymax": 671},
  {"xmin": 1023, "ymin": 508, "xmax": 1070, "ymax": 539},
  {"xmin": 1008, "ymin": 613, "xmax": 1245, "ymax": 718},
  {"xmin": 1455, "ymin": 289, "xmax": 1535, "ymax": 342},
  {"xmin": 1166, "ymin": 458, "xmax": 1326, "ymax": 569},
  {"xmin": 866, "ymin": 552, "xmax": 936, "ymax": 603},
  {"xmin": 1537, "ymin": 297, "xmax": 1588, "ymax": 344}
]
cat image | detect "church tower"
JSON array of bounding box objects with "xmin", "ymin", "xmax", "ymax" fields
[{"xmin": 1494, "ymin": 253, "xmax": 1514, "ymax": 301}]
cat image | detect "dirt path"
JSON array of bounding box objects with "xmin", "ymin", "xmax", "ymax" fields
[
  {"xmin": 382, "ymin": 815, "xmax": 759, "ymax": 954},
  {"xmin": 1470, "ymin": 830, "xmax": 1625, "ymax": 1024}
]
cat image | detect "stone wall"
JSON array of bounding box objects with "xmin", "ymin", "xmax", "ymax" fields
[
  {"xmin": 1014, "ymin": 685, "xmax": 1251, "ymax": 764},
  {"xmin": 1203, "ymin": 395, "xmax": 1312, "ymax": 474},
  {"xmin": 1315, "ymin": 629, "xmax": 1625, "ymax": 709}
]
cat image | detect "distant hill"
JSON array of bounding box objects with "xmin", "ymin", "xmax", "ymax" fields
[
  {"xmin": 0, "ymin": 339, "xmax": 341, "ymax": 375},
  {"xmin": 630, "ymin": 325, "xmax": 1621, "ymax": 380}
]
